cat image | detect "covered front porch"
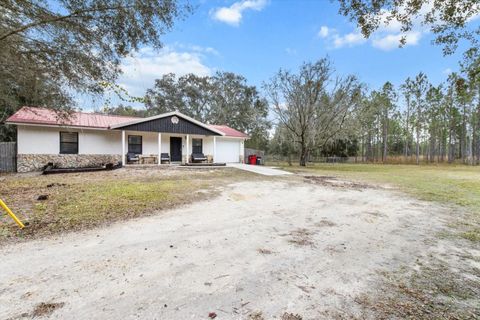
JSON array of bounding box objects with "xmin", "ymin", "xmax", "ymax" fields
[
  {"xmin": 111, "ymin": 112, "xmax": 225, "ymax": 166},
  {"xmin": 119, "ymin": 130, "xmax": 219, "ymax": 165}
]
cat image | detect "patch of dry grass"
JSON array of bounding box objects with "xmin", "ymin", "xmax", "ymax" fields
[
  {"xmin": 248, "ymin": 311, "xmax": 265, "ymax": 320},
  {"xmin": 315, "ymin": 219, "xmax": 336, "ymax": 227},
  {"xmin": 461, "ymin": 228, "xmax": 480, "ymax": 242},
  {"xmin": 287, "ymin": 228, "xmax": 316, "ymax": 247},
  {"xmin": 280, "ymin": 312, "xmax": 303, "ymax": 320},
  {"xmin": 354, "ymin": 260, "xmax": 480, "ymax": 319},
  {"xmin": 257, "ymin": 248, "xmax": 274, "ymax": 255},
  {"xmin": 31, "ymin": 302, "xmax": 65, "ymax": 317}
]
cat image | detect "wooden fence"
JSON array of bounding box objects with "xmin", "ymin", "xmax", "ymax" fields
[
  {"xmin": 264, "ymin": 154, "xmax": 358, "ymax": 165},
  {"xmin": 0, "ymin": 142, "xmax": 16, "ymax": 172}
]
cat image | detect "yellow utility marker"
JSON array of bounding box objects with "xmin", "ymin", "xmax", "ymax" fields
[{"xmin": 0, "ymin": 199, "xmax": 25, "ymax": 229}]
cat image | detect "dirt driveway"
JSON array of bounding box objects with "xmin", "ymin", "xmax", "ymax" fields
[{"xmin": 0, "ymin": 176, "xmax": 477, "ymax": 319}]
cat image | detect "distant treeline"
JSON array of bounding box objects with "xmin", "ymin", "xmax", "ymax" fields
[{"xmin": 268, "ymin": 53, "xmax": 480, "ymax": 165}]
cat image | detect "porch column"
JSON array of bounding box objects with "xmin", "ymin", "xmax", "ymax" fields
[
  {"xmin": 213, "ymin": 136, "xmax": 216, "ymax": 163},
  {"xmin": 158, "ymin": 133, "xmax": 162, "ymax": 165},
  {"xmin": 240, "ymin": 139, "xmax": 244, "ymax": 163},
  {"xmin": 121, "ymin": 130, "xmax": 126, "ymax": 166},
  {"xmin": 186, "ymin": 135, "xmax": 190, "ymax": 164}
]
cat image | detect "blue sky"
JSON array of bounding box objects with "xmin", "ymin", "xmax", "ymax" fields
[{"xmin": 85, "ymin": 0, "xmax": 479, "ymax": 111}]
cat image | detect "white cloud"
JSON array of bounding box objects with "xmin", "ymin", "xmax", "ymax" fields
[
  {"xmin": 317, "ymin": 27, "xmax": 367, "ymax": 48},
  {"xmin": 333, "ymin": 31, "xmax": 367, "ymax": 48},
  {"xmin": 369, "ymin": 0, "xmax": 480, "ymax": 51},
  {"xmin": 320, "ymin": 16, "xmax": 424, "ymax": 51},
  {"xmin": 211, "ymin": 0, "xmax": 268, "ymax": 26},
  {"xmin": 318, "ymin": 3, "xmax": 430, "ymax": 51},
  {"xmin": 172, "ymin": 42, "xmax": 220, "ymax": 56},
  {"xmin": 318, "ymin": 26, "xmax": 330, "ymax": 38},
  {"xmin": 443, "ymin": 68, "xmax": 452, "ymax": 75},
  {"xmin": 117, "ymin": 46, "xmax": 213, "ymax": 97},
  {"xmin": 371, "ymin": 31, "xmax": 422, "ymax": 50}
]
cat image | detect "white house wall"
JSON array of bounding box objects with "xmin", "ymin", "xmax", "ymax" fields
[
  {"xmin": 161, "ymin": 135, "xmax": 170, "ymax": 153},
  {"xmin": 123, "ymin": 131, "xmax": 157, "ymax": 155},
  {"xmin": 18, "ymin": 125, "xmax": 121, "ymax": 155},
  {"xmin": 80, "ymin": 130, "xmax": 121, "ymax": 154},
  {"xmin": 17, "ymin": 125, "xmax": 245, "ymax": 165},
  {"xmin": 203, "ymin": 136, "xmax": 214, "ymax": 155},
  {"xmin": 17, "ymin": 125, "xmax": 59, "ymax": 154},
  {"xmin": 186, "ymin": 135, "xmax": 214, "ymax": 155}
]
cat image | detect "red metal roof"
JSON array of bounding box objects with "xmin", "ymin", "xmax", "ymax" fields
[
  {"xmin": 6, "ymin": 106, "xmax": 139, "ymax": 129},
  {"xmin": 209, "ymin": 125, "xmax": 249, "ymax": 138},
  {"xmin": 6, "ymin": 106, "xmax": 248, "ymax": 138}
]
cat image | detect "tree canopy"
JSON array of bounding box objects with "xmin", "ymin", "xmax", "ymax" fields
[
  {"xmin": 0, "ymin": 0, "xmax": 190, "ymax": 140},
  {"xmin": 0, "ymin": 0, "xmax": 190, "ymax": 95},
  {"xmin": 144, "ymin": 72, "xmax": 270, "ymax": 150},
  {"xmin": 336, "ymin": 0, "xmax": 480, "ymax": 55},
  {"xmin": 264, "ymin": 58, "xmax": 363, "ymax": 166}
]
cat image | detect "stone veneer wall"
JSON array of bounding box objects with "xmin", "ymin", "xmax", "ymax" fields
[{"xmin": 17, "ymin": 154, "xmax": 122, "ymax": 172}]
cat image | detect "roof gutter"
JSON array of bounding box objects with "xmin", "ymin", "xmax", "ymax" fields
[{"xmin": 5, "ymin": 121, "xmax": 110, "ymax": 130}]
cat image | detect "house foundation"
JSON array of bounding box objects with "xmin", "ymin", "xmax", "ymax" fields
[{"xmin": 17, "ymin": 154, "xmax": 122, "ymax": 172}]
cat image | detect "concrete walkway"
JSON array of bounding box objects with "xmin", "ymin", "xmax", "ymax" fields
[{"xmin": 227, "ymin": 163, "xmax": 293, "ymax": 176}]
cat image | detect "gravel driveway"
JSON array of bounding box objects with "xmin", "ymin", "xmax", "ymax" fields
[
  {"xmin": 0, "ymin": 177, "xmax": 469, "ymax": 319},
  {"xmin": 226, "ymin": 164, "xmax": 292, "ymax": 176}
]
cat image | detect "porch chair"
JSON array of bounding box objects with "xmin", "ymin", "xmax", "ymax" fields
[
  {"xmin": 160, "ymin": 153, "xmax": 171, "ymax": 164},
  {"xmin": 191, "ymin": 153, "xmax": 207, "ymax": 163},
  {"xmin": 126, "ymin": 152, "xmax": 139, "ymax": 164}
]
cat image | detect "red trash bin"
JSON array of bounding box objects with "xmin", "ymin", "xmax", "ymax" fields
[{"xmin": 248, "ymin": 155, "xmax": 257, "ymax": 165}]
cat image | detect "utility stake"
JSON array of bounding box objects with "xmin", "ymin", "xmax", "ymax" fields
[{"xmin": 0, "ymin": 199, "xmax": 25, "ymax": 229}]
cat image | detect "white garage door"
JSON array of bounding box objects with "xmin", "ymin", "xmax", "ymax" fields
[{"xmin": 216, "ymin": 138, "xmax": 241, "ymax": 163}]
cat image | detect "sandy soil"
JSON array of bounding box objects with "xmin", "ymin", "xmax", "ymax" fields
[{"xmin": 0, "ymin": 177, "xmax": 472, "ymax": 319}]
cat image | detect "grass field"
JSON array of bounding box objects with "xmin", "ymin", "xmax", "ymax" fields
[
  {"xmin": 0, "ymin": 167, "xmax": 254, "ymax": 242},
  {"xmin": 279, "ymin": 163, "xmax": 480, "ymax": 242}
]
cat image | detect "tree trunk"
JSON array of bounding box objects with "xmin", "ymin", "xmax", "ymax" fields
[
  {"xmin": 361, "ymin": 136, "xmax": 365, "ymax": 162},
  {"xmin": 415, "ymin": 127, "xmax": 420, "ymax": 165},
  {"xmin": 448, "ymin": 127, "xmax": 454, "ymax": 163},
  {"xmin": 474, "ymin": 89, "xmax": 480, "ymax": 165},
  {"xmin": 299, "ymin": 143, "xmax": 308, "ymax": 166},
  {"xmin": 438, "ymin": 137, "xmax": 442, "ymax": 163},
  {"xmin": 404, "ymin": 99, "xmax": 410, "ymax": 160},
  {"xmin": 366, "ymin": 132, "xmax": 372, "ymax": 162},
  {"xmin": 476, "ymin": 110, "xmax": 480, "ymax": 165},
  {"xmin": 376, "ymin": 131, "xmax": 380, "ymax": 162},
  {"xmin": 383, "ymin": 118, "xmax": 388, "ymax": 162},
  {"xmin": 461, "ymin": 102, "xmax": 467, "ymax": 164},
  {"xmin": 430, "ymin": 128, "xmax": 436, "ymax": 163}
]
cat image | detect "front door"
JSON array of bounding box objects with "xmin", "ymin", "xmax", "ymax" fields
[{"xmin": 170, "ymin": 137, "xmax": 182, "ymax": 162}]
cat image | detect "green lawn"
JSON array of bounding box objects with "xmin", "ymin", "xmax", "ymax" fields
[
  {"xmin": 280, "ymin": 163, "xmax": 480, "ymax": 209},
  {"xmin": 279, "ymin": 163, "xmax": 480, "ymax": 242}
]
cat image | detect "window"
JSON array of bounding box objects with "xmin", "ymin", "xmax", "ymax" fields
[
  {"xmin": 60, "ymin": 132, "xmax": 78, "ymax": 154},
  {"xmin": 128, "ymin": 135, "xmax": 142, "ymax": 154},
  {"xmin": 192, "ymin": 138, "xmax": 202, "ymax": 154}
]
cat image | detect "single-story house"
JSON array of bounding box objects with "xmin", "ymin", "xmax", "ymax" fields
[{"xmin": 5, "ymin": 106, "xmax": 248, "ymax": 172}]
